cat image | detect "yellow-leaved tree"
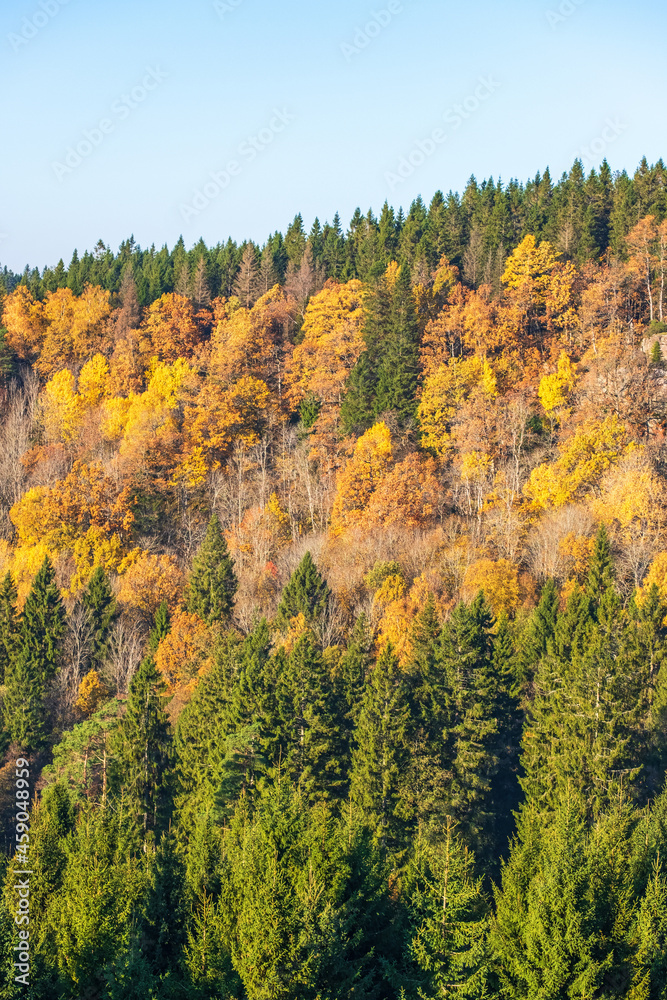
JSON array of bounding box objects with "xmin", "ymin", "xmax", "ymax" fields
[
  {"xmin": 330, "ymin": 422, "xmax": 392, "ymax": 534},
  {"xmin": 524, "ymin": 416, "xmax": 628, "ymax": 510}
]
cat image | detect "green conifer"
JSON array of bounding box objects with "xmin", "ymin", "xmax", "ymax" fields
[
  {"xmin": 275, "ymin": 551, "xmax": 331, "ymax": 631},
  {"xmin": 82, "ymin": 565, "xmax": 117, "ymax": 670},
  {"xmin": 186, "ymin": 514, "xmax": 238, "ymax": 624},
  {"xmin": 0, "ymin": 571, "xmax": 19, "ymax": 683},
  {"xmin": 115, "ymin": 657, "xmax": 172, "ymax": 842},
  {"xmin": 350, "ymin": 643, "xmax": 412, "ymax": 857}
]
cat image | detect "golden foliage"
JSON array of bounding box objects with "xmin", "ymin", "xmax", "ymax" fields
[
  {"xmin": 284, "ymin": 280, "xmax": 365, "ymax": 408},
  {"xmin": 76, "ymin": 670, "xmax": 111, "ymax": 717},
  {"xmin": 330, "ymin": 422, "xmax": 393, "ymax": 534},
  {"xmin": 524, "ymin": 416, "xmax": 628, "ymax": 510},
  {"xmin": 117, "ymin": 552, "xmax": 185, "ymax": 619},
  {"xmin": 155, "ymin": 610, "xmax": 211, "ymax": 693},
  {"xmin": 462, "ymin": 558, "xmax": 521, "ymax": 615}
]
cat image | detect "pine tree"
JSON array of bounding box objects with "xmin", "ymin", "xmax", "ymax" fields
[
  {"xmin": 3, "ymin": 558, "xmax": 65, "ymax": 749},
  {"xmin": 520, "ymin": 577, "xmax": 559, "ymax": 681},
  {"xmin": 115, "ymin": 657, "xmax": 172, "ymax": 843},
  {"xmin": 350, "ymin": 643, "xmax": 413, "ymax": 858},
  {"xmin": 0, "ymin": 572, "xmax": 19, "ymax": 683},
  {"xmin": 82, "ymin": 566, "xmax": 117, "ymax": 671},
  {"xmin": 274, "ymin": 551, "xmax": 331, "ymax": 631},
  {"xmin": 185, "ymin": 514, "xmax": 238, "ymax": 625}
]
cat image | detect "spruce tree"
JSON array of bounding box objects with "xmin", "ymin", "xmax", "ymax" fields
[
  {"xmin": 401, "ymin": 821, "xmax": 492, "ymax": 997},
  {"xmin": 3, "ymin": 557, "xmax": 65, "ymax": 749},
  {"xmin": 374, "ymin": 263, "xmax": 420, "ymax": 424},
  {"xmin": 350, "ymin": 643, "xmax": 413, "ymax": 858},
  {"xmin": 82, "ymin": 565, "xmax": 116, "ymax": 671},
  {"xmin": 0, "ymin": 572, "xmax": 19, "ymax": 683},
  {"xmin": 115, "ymin": 657, "xmax": 172, "ymax": 843},
  {"xmin": 275, "ymin": 633, "xmax": 345, "ymax": 802},
  {"xmin": 434, "ymin": 593, "xmax": 499, "ymax": 851},
  {"xmin": 186, "ymin": 514, "xmax": 238, "ymax": 624},
  {"xmin": 275, "ymin": 551, "xmax": 331, "ymax": 631},
  {"xmin": 340, "ymin": 274, "xmax": 391, "ymax": 432},
  {"xmin": 586, "ymin": 523, "xmax": 614, "ymax": 607},
  {"xmin": 148, "ymin": 600, "xmax": 171, "ymax": 652}
]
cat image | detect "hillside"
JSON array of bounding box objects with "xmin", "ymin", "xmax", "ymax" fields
[{"xmin": 1, "ymin": 159, "xmax": 667, "ymax": 998}]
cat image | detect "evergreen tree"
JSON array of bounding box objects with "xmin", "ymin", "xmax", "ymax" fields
[
  {"xmin": 82, "ymin": 566, "xmax": 117, "ymax": 671},
  {"xmin": 274, "ymin": 551, "xmax": 331, "ymax": 631},
  {"xmin": 148, "ymin": 600, "xmax": 171, "ymax": 653},
  {"xmin": 400, "ymin": 820, "xmax": 492, "ymax": 998},
  {"xmin": 115, "ymin": 657, "xmax": 172, "ymax": 843},
  {"xmin": 492, "ymin": 797, "xmax": 636, "ymax": 998},
  {"xmin": 186, "ymin": 514, "xmax": 238, "ymax": 624},
  {"xmin": 434, "ymin": 594, "xmax": 499, "ymax": 851},
  {"xmin": 586, "ymin": 523, "xmax": 615, "ymax": 606},
  {"xmin": 375, "ymin": 263, "xmax": 421, "ymax": 424},
  {"xmin": 3, "ymin": 557, "xmax": 65, "ymax": 749},
  {"xmin": 350, "ymin": 643, "xmax": 413, "ymax": 858},
  {"xmin": 0, "ymin": 572, "xmax": 19, "ymax": 683},
  {"xmin": 275, "ymin": 633, "xmax": 345, "ymax": 802}
]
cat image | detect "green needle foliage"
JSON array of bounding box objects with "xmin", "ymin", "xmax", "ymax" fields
[{"xmin": 186, "ymin": 514, "xmax": 238, "ymax": 624}]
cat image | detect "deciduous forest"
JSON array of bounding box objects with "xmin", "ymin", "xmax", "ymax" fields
[{"xmin": 2, "ymin": 157, "xmax": 667, "ymax": 998}]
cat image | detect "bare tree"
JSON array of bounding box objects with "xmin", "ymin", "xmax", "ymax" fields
[
  {"xmin": 192, "ymin": 256, "xmax": 211, "ymax": 311},
  {"xmin": 54, "ymin": 601, "xmax": 95, "ymax": 724},
  {"xmin": 105, "ymin": 615, "xmax": 147, "ymax": 695},
  {"xmin": 0, "ymin": 374, "xmax": 38, "ymax": 537},
  {"xmin": 233, "ymin": 244, "xmax": 261, "ymax": 308}
]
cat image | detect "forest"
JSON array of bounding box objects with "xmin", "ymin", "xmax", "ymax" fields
[{"xmin": 0, "ymin": 156, "xmax": 667, "ymax": 997}]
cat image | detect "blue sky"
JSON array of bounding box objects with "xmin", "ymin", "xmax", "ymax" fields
[{"xmin": 1, "ymin": 0, "xmax": 664, "ymax": 271}]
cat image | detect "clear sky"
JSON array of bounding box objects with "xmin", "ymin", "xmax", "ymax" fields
[{"xmin": 1, "ymin": 0, "xmax": 664, "ymax": 271}]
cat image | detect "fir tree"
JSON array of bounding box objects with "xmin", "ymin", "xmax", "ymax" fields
[
  {"xmin": 186, "ymin": 514, "xmax": 238, "ymax": 624},
  {"xmin": 275, "ymin": 633, "xmax": 345, "ymax": 802},
  {"xmin": 401, "ymin": 820, "xmax": 492, "ymax": 998},
  {"xmin": 82, "ymin": 566, "xmax": 117, "ymax": 671},
  {"xmin": 274, "ymin": 551, "xmax": 331, "ymax": 631}
]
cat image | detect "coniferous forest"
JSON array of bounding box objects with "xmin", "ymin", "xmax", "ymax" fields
[{"xmin": 2, "ymin": 158, "xmax": 667, "ymax": 997}]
